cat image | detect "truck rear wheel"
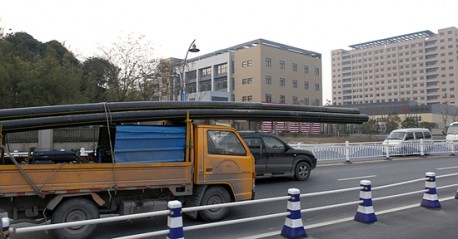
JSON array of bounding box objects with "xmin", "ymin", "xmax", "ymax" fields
[
  {"xmin": 198, "ymin": 186, "xmax": 231, "ymax": 222},
  {"xmin": 51, "ymin": 198, "xmax": 99, "ymax": 239}
]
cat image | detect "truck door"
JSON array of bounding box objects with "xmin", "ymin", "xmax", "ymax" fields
[{"xmin": 201, "ymin": 129, "xmax": 254, "ymax": 201}]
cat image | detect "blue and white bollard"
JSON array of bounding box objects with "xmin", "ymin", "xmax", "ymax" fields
[
  {"xmin": 167, "ymin": 200, "xmax": 184, "ymax": 239},
  {"xmin": 281, "ymin": 188, "xmax": 307, "ymax": 239},
  {"xmin": 354, "ymin": 180, "xmax": 377, "ymax": 223},
  {"xmin": 2, "ymin": 216, "xmax": 10, "ymax": 239},
  {"xmin": 421, "ymin": 172, "xmax": 441, "ymax": 208}
]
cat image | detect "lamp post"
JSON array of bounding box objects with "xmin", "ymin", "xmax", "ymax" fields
[{"xmin": 178, "ymin": 39, "xmax": 200, "ymax": 101}]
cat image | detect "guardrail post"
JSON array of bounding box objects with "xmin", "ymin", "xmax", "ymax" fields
[
  {"xmin": 421, "ymin": 172, "xmax": 441, "ymax": 208},
  {"xmin": 420, "ymin": 139, "xmax": 425, "ymax": 156},
  {"xmin": 354, "ymin": 180, "xmax": 377, "ymax": 223},
  {"xmin": 345, "ymin": 141, "xmax": 351, "ymax": 164},
  {"xmin": 281, "ymin": 188, "xmax": 307, "ymax": 239},
  {"xmin": 449, "ymin": 141, "xmax": 455, "ymax": 156},
  {"xmin": 167, "ymin": 200, "xmax": 184, "ymax": 239},
  {"xmin": 384, "ymin": 144, "xmax": 390, "ymax": 160},
  {"xmin": 2, "ymin": 216, "xmax": 10, "ymax": 239}
]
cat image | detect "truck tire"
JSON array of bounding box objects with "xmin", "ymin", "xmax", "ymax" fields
[
  {"xmin": 198, "ymin": 186, "xmax": 231, "ymax": 222},
  {"xmin": 51, "ymin": 198, "xmax": 99, "ymax": 239},
  {"xmin": 294, "ymin": 161, "xmax": 311, "ymax": 181}
]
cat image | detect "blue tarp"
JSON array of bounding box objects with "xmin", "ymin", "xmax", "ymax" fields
[{"xmin": 114, "ymin": 125, "xmax": 186, "ymax": 163}]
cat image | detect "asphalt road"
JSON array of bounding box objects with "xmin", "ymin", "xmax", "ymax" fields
[{"xmin": 10, "ymin": 155, "xmax": 458, "ymax": 239}]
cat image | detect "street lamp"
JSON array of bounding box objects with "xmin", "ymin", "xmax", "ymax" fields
[{"xmin": 178, "ymin": 39, "xmax": 200, "ymax": 101}]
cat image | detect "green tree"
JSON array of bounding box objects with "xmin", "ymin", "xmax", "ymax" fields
[
  {"xmin": 401, "ymin": 118, "xmax": 418, "ymax": 128},
  {"xmin": 0, "ymin": 54, "xmax": 34, "ymax": 108},
  {"xmin": 0, "ymin": 32, "xmax": 83, "ymax": 107},
  {"xmin": 418, "ymin": 122, "xmax": 437, "ymax": 131},
  {"xmin": 385, "ymin": 113, "xmax": 401, "ymax": 133},
  {"xmin": 361, "ymin": 119, "xmax": 379, "ymax": 137},
  {"xmin": 81, "ymin": 57, "xmax": 118, "ymax": 102}
]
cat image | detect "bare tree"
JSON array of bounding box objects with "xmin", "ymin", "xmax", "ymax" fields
[
  {"xmin": 155, "ymin": 59, "xmax": 175, "ymax": 101},
  {"xmin": 100, "ymin": 33, "xmax": 158, "ymax": 102},
  {"xmin": 450, "ymin": 108, "xmax": 458, "ymax": 122}
]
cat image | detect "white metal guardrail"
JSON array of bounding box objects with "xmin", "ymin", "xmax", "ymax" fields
[
  {"xmin": 5, "ymin": 140, "xmax": 456, "ymax": 163},
  {"xmin": 291, "ymin": 140, "xmax": 458, "ymax": 162},
  {"xmin": 2, "ymin": 172, "xmax": 458, "ymax": 239}
]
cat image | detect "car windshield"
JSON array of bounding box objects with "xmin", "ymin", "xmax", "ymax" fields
[{"xmin": 386, "ymin": 132, "xmax": 406, "ymax": 140}]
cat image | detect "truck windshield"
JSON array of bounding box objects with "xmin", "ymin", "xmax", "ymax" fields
[
  {"xmin": 447, "ymin": 125, "xmax": 458, "ymax": 134},
  {"xmin": 386, "ymin": 132, "xmax": 406, "ymax": 140},
  {"xmin": 207, "ymin": 131, "xmax": 247, "ymax": 156}
]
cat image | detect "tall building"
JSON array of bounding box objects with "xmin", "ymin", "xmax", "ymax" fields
[
  {"xmin": 183, "ymin": 39, "xmax": 322, "ymax": 105},
  {"xmin": 331, "ymin": 27, "xmax": 458, "ymax": 106}
]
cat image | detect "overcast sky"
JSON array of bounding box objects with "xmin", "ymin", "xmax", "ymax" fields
[{"xmin": 1, "ymin": 0, "xmax": 457, "ymax": 102}]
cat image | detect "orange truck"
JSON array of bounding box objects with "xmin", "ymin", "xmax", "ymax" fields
[{"xmin": 0, "ymin": 120, "xmax": 255, "ymax": 239}]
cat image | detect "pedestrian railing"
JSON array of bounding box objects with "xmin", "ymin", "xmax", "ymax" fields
[
  {"xmin": 2, "ymin": 171, "xmax": 458, "ymax": 239},
  {"xmin": 5, "ymin": 140, "xmax": 457, "ymax": 163},
  {"xmin": 291, "ymin": 140, "xmax": 458, "ymax": 162}
]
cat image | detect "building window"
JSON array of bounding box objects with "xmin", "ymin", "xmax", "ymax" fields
[
  {"xmin": 292, "ymin": 96, "xmax": 298, "ymax": 104},
  {"xmin": 279, "ymin": 60, "xmax": 285, "ymax": 69},
  {"xmin": 304, "ymin": 81, "xmax": 309, "ymax": 90},
  {"xmin": 304, "ymin": 65, "xmax": 309, "ymax": 74},
  {"xmin": 242, "ymin": 95, "xmax": 253, "ymax": 102},
  {"xmin": 242, "ymin": 60, "xmax": 253, "ymax": 67},
  {"xmin": 314, "ymin": 68, "xmax": 320, "ymax": 76},
  {"xmin": 199, "ymin": 80, "xmax": 211, "ymax": 91},
  {"xmin": 292, "ymin": 63, "xmax": 297, "ymax": 72},
  {"xmin": 280, "ymin": 78, "xmax": 286, "ymax": 87},
  {"xmin": 242, "ymin": 78, "xmax": 253, "ymax": 85},
  {"xmin": 216, "ymin": 63, "xmax": 227, "ymax": 74},
  {"xmin": 265, "ymin": 58, "xmax": 272, "ymax": 67},
  {"xmin": 200, "ymin": 67, "xmax": 211, "ymax": 77},
  {"xmin": 279, "ymin": 95, "xmax": 285, "ymax": 104},
  {"xmin": 265, "ymin": 76, "xmax": 272, "ymax": 85},
  {"xmin": 292, "ymin": 80, "xmax": 298, "ymax": 88},
  {"xmin": 265, "ymin": 94, "xmax": 272, "ymax": 103},
  {"xmin": 303, "ymin": 98, "xmax": 309, "ymax": 105},
  {"xmin": 315, "ymin": 83, "xmax": 320, "ymax": 91},
  {"xmin": 214, "ymin": 78, "xmax": 227, "ymax": 91}
]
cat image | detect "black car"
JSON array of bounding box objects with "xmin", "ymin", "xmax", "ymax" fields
[{"xmin": 239, "ymin": 132, "xmax": 317, "ymax": 181}]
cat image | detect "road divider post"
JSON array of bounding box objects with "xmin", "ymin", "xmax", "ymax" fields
[
  {"xmin": 1, "ymin": 216, "xmax": 10, "ymax": 239},
  {"xmin": 167, "ymin": 200, "xmax": 184, "ymax": 239},
  {"xmin": 421, "ymin": 172, "xmax": 441, "ymax": 208},
  {"xmin": 281, "ymin": 188, "xmax": 307, "ymax": 239},
  {"xmin": 354, "ymin": 180, "xmax": 377, "ymax": 223}
]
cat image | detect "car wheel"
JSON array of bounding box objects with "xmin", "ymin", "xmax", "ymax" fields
[
  {"xmin": 199, "ymin": 186, "xmax": 231, "ymax": 222},
  {"xmin": 294, "ymin": 161, "xmax": 311, "ymax": 181}
]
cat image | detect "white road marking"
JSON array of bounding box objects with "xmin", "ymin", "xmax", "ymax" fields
[
  {"xmin": 337, "ymin": 175, "xmax": 377, "ymax": 181},
  {"xmin": 437, "ymin": 165, "xmax": 458, "ymax": 170}
]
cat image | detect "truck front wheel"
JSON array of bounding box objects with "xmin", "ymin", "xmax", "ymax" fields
[
  {"xmin": 199, "ymin": 186, "xmax": 231, "ymax": 222},
  {"xmin": 51, "ymin": 198, "xmax": 100, "ymax": 239}
]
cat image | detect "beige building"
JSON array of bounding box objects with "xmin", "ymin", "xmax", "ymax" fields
[
  {"xmin": 184, "ymin": 39, "xmax": 322, "ymax": 105},
  {"xmin": 332, "ymin": 27, "xmax": 458, "ymax": 106}
]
